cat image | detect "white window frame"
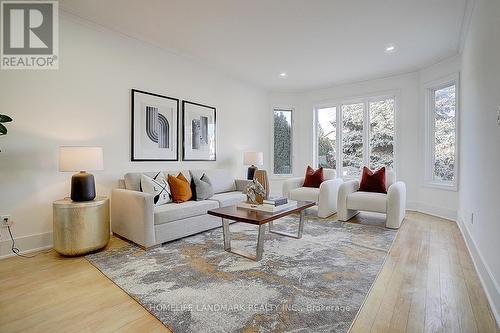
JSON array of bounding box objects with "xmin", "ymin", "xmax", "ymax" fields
[
  {"xmin": 314, "ymin": 92, "xmax": 399, "ymax": 180},
  {"xmin": 423, "ymin": 73, "xmax": 459, "ymax": 191},
  {"xmin": 271, "ymin": 107, "xmax": 294, "ymax": 177}
]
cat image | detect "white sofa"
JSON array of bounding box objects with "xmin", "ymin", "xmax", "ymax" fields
[
  {"xmin": 282, "ymin": 169, "xmax": 343, "ymax": 218},
  {"xmin": 337, "ymin": 170, "xmax": 406, "ymax": 229},
  {"xmin": 112, "ymin": 169, "xmax": 250, "ymax": 249}
]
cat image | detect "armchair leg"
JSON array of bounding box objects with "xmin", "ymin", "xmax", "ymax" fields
[
  {"xmin": 338, "ymin": 209, "xmax": 359, "ymax": 222},
  {"xmin": 386, "ymin": 215, "xmax": 403, "ymax": 229}
]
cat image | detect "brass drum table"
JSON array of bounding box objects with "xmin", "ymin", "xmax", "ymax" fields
[{"xmin": 53, "ymin": 196, "xmax": 110, "ymax": 256}]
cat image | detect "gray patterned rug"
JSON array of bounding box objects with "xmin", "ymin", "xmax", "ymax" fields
[{"xmin": 86, "ymin": 215, "xmax": 396, "ymax": 333}]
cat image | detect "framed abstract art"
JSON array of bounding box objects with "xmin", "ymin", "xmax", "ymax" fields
[
  {"xmin": 131, "ymin": 89, "xmax": 179, "ymax": 161},
  {"xmin": 182, "ymin": 100, "xmax": 216, "ymax": 161}
]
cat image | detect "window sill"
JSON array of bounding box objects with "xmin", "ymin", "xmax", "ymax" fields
[
  {"xmin": 270, "ymin": 174, "xmax": 295, "ymax": 181},
  {"xmin": 423, "ymin": 181, "xmax": 458, "ymax": 192}
]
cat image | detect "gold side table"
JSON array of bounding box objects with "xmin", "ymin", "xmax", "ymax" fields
[{"xmin": 53, "ymin": 196, "xmax": 110, "ymax": 256}]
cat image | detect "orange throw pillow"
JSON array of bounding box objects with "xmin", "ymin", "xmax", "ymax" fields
[
  {"xmin": 167, "ymin": 173, "xmax": 192, "ymax": 202},
  {"xmin": 303, "ymin": 166, "xmax": 324, "ymax": 188}
]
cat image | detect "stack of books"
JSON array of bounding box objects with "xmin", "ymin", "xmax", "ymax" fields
[
  {"xmin": 237, "ymin": 197, "xmax": 297, "ymax": 213},
  {"xmin": 262, "ymin": 197, "xmax": 288, "ymax": 207}
]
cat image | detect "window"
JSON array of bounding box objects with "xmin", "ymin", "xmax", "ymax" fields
[
  {"xmin": 369, "ymin": 98, "xmax": 395, "ymax": 170},
  {"xmin": 317, "ymin": 107, "xmax": 337, "ymax": 169},
  {"xmin": 315, "ymin": 95, "xmax": 395, "ymax": 178},
  {"xmin": 425, "ymin": 75, "xmax": 458, "ymax": 189},
  {"xmin": 273, "ymin": 108, "xmax": 293, "ymax": 175},
  {"xmin": 342, "ymin": 103, "xmax": 364, "ymax": 177}
]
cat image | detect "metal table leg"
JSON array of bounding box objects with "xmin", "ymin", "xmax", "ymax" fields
[
  {"xmin": 222, "ymin": 219, "xmax": 266, "ymax": 261},
  {"xmin": 268, "ymin": 210, "xmax": 305, "ymax": 239}
]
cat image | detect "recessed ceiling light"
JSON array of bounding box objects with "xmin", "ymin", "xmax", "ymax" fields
[
  {"xmin": 384, "ymin": 44, "xmax": 397, "ymax": 54},
  {"xmin": 279, "ymin": 72, "xmax": 287, "ymax": 77}
]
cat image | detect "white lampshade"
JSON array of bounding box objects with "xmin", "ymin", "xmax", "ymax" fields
[
  {"xmin": 243, "ymin": 151, "xmax": 263, "ymax": 166},
  {"xmin": 59, "ymin": 146, "xmax": 104, "ymax": 172}
]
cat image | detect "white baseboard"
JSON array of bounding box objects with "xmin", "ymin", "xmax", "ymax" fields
[
  {"xmin": 0, "ymin": 230, "xmax": 53, "ymax": 259},
  {"xmin": 407, "ymin": 201, "xmax": 457, "ymax": 221},
  {"xmin": 456, "ymin": 216, "xmax": 500, "ymax": 326}
]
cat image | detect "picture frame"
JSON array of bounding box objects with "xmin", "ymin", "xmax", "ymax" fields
[
  {"xmin": 131, "ymin": 89, "xmax": 179, "ymax": 161},
  {"xmin": 182, "ymin": 100, "xmax": 216, "ymax": 161}
]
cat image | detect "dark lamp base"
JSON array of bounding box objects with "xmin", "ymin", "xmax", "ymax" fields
[
  {"xmin": 247, "ymin": 165, "xmax": 258, "ymax": 180},
  {"xmin": 71, "ymin": 172, "xmax": 96, "ymax": 202}
]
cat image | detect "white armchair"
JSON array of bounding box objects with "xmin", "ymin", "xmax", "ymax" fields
[
  {"xmin": 337, "ymin": 170, "xmax": 406, "ymax": 229},
  {"xmin": 282, "ymin": 169, "xmax": 343, "ymax": 218}
]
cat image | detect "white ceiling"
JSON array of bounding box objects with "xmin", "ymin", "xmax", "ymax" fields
[{"xmin": 60, "ymin": 0, "xmax": 468, "ymax": 92}]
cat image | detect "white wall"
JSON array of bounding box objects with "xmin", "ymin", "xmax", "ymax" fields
[
  {"xmin": 458, "ymin": 0, "xmax": 500, "ymax": 322},
  {"xmin": 0, "ymin": 14, "xmax": 269, "ymax": 256},
  {"xmin": 269, "ymin": 64, "xmax": 460, "ymax": 219},
  {"xmin": 417, "ymin": 56, "xmax": 461, "ymax": 219}
]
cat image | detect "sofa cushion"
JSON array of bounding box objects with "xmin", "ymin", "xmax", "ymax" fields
[
  {"xmin": 124, "ymin": 172, "xmax": 158, "ymax": 191},
  {"xmin": 165, "ymin": 170, "xmax": 192, "ymax": 183},
  {"xmin": 359, "ymin": 167, "xmax": 387, "ymax": 193},
  {"xmin": 124, "ymin": 170, "xmax": 191, "ymax": 191},
  {"xmin": 208, "ymin": 191, "xmax": 246, "ymax": 207},
  {"xmin": 168, "ymin": 173, "xmax": 192, "ymax": 203},
  {"xmin": 154, "ymin": 200, "xmax": 219, "ymax": 225},
  {"xmin": 190, "ymin": 169, "xmax": 236, "ymax": 194},
  {"xmin": 140, "ymin": 173, "xmax": 171, "ymax": 205},
  {"xmin": 347, "ymin": 191, "xmax": 387, "ymax": 213},
  {"xmin": 289, "ymin": 187, "xmax": 320, "ymax": 203},
  {"xmin": 191, "ymin": 173, "xmax": 214, "ymax": 201},
  {"xmin": 303, "ymin": 166, "xmax": 324, "ymax": 188}
]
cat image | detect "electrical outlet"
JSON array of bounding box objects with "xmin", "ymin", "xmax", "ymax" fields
[
  {"xmin": 0, "ymin": 215, "xmax": 10, "ymax": 228},
  {"xmin": 497, "ymin": 107, "xmax": 500, "ymax": 128},
  {"xmin": 470, "ymin": 212, "xmax": 474, "ymax": 225}
]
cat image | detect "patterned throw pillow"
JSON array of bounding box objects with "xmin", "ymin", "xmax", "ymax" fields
[
  {"xmin": 140, "ymin": 172, "xmax": 171, "ymax": 205},
  {"xmin": 167, "ymin": 173, "xmax": 193, "ymax": 203},
  {"xmin": 191, "ymin": 173, "xmax": 214, "ymax": 201}
]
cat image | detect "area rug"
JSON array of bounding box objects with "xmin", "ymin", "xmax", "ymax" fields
[{"xmin": 86, "ymin": 215, "xmax": 396, "ymax": 333}]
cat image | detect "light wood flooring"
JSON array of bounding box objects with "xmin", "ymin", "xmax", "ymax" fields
[{"xmin": 0, "ymin": 212, "xmax": 498, "ymax": 333}]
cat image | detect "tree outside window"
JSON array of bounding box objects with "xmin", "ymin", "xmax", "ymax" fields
[{"xmin": 273, "ymin": 109, "xmax": 292, "ymax": 175}]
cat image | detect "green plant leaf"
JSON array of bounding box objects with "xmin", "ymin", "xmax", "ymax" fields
[
  {"xmin": 0, "ymin": 123, "xmax": 7, "ymax": 135},
  {"xmin": 0, "ymin": 115, "xmax": 12, "ymax": 123}
]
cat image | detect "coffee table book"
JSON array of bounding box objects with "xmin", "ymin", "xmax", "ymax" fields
[{"xmin": 237, "ymin": 200, "xmax": 297, "ymax": 213}]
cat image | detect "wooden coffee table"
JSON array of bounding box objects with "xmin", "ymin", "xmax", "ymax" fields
[{"xmin": 207, "ymin": 201, "xmax": 315, "ymax": 261}]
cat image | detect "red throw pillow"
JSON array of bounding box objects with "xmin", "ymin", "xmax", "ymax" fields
[
  {"xmin": 359, "ymin": 167, "xmax": 387, "ymax": 193},
  {"xmin": 303, "ymin": 166, "xmax": 324, "ymax": 188}
]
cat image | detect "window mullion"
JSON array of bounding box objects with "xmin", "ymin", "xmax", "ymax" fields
[
  {"xmin": 363, "ymin": 100, "xmax": 370, "ymax": 169},
  {"xmin": 337, "ymin": 105, "xmax": 342, "ymax": 178}
]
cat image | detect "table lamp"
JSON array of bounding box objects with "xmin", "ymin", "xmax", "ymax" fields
[
  {"xmin": 243, "ymin": 151, "xmax": 263, "ymax": 180},
  {"xmin": 59, "ymin": 146, "xmax": 103, "ymax": 202}
]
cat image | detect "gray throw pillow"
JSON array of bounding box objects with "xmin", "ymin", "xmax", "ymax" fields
[{"xmin": 192, "ymin": 174, "xmax": 214, "ymax": 201}]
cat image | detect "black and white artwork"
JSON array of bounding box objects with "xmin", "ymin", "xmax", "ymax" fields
[
  {"xmin": 132, "ymin": 89, "xmax": 179, "ymax": 161},
  {"xmin": 182, "ymin": 101, "xmax": 216, "ymax": 161}
]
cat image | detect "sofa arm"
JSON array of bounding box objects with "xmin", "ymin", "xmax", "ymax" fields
[
  {"xmin": 111, "ymin": 189, "xmax": 156, "ymax": 248},
  {"xmin": 317, "ymin": 178, "xmax": 343, "ymax": 218},
  {"xmin": 282, "ymin": 177, "xmax": 305, "ymax": 198},
  {"xmin": 337, "ymin": 180, "xmax": 360, "ymax": 221},
  {"xmin": 386, "ymin": 181, "xmax": 406, "ymax": 229},
  {"xmin": 235, "ymin": 179, "xmax": 252, "ymax": 192}
]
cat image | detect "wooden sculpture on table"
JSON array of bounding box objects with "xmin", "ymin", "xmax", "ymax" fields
[
  {"xmin": 245, "ymin": 179, "xmax": 266, "ymax": 204},
  {"xmin": 253, "ymin": 170, "xmax": 269, "ymax": 203}
]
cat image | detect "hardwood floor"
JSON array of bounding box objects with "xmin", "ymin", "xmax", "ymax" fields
[
  {"xmin": 350, "ymin": 212, "xmax": 499, "ymax": 333},
  {"xmin": 0, "ymin": 212, "xmax": 497, "ymax": 332}
]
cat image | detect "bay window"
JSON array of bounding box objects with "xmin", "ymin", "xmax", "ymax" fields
[{"xmin": 316, "ymin": 95, "xmax": 395, "ymax": 178}]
